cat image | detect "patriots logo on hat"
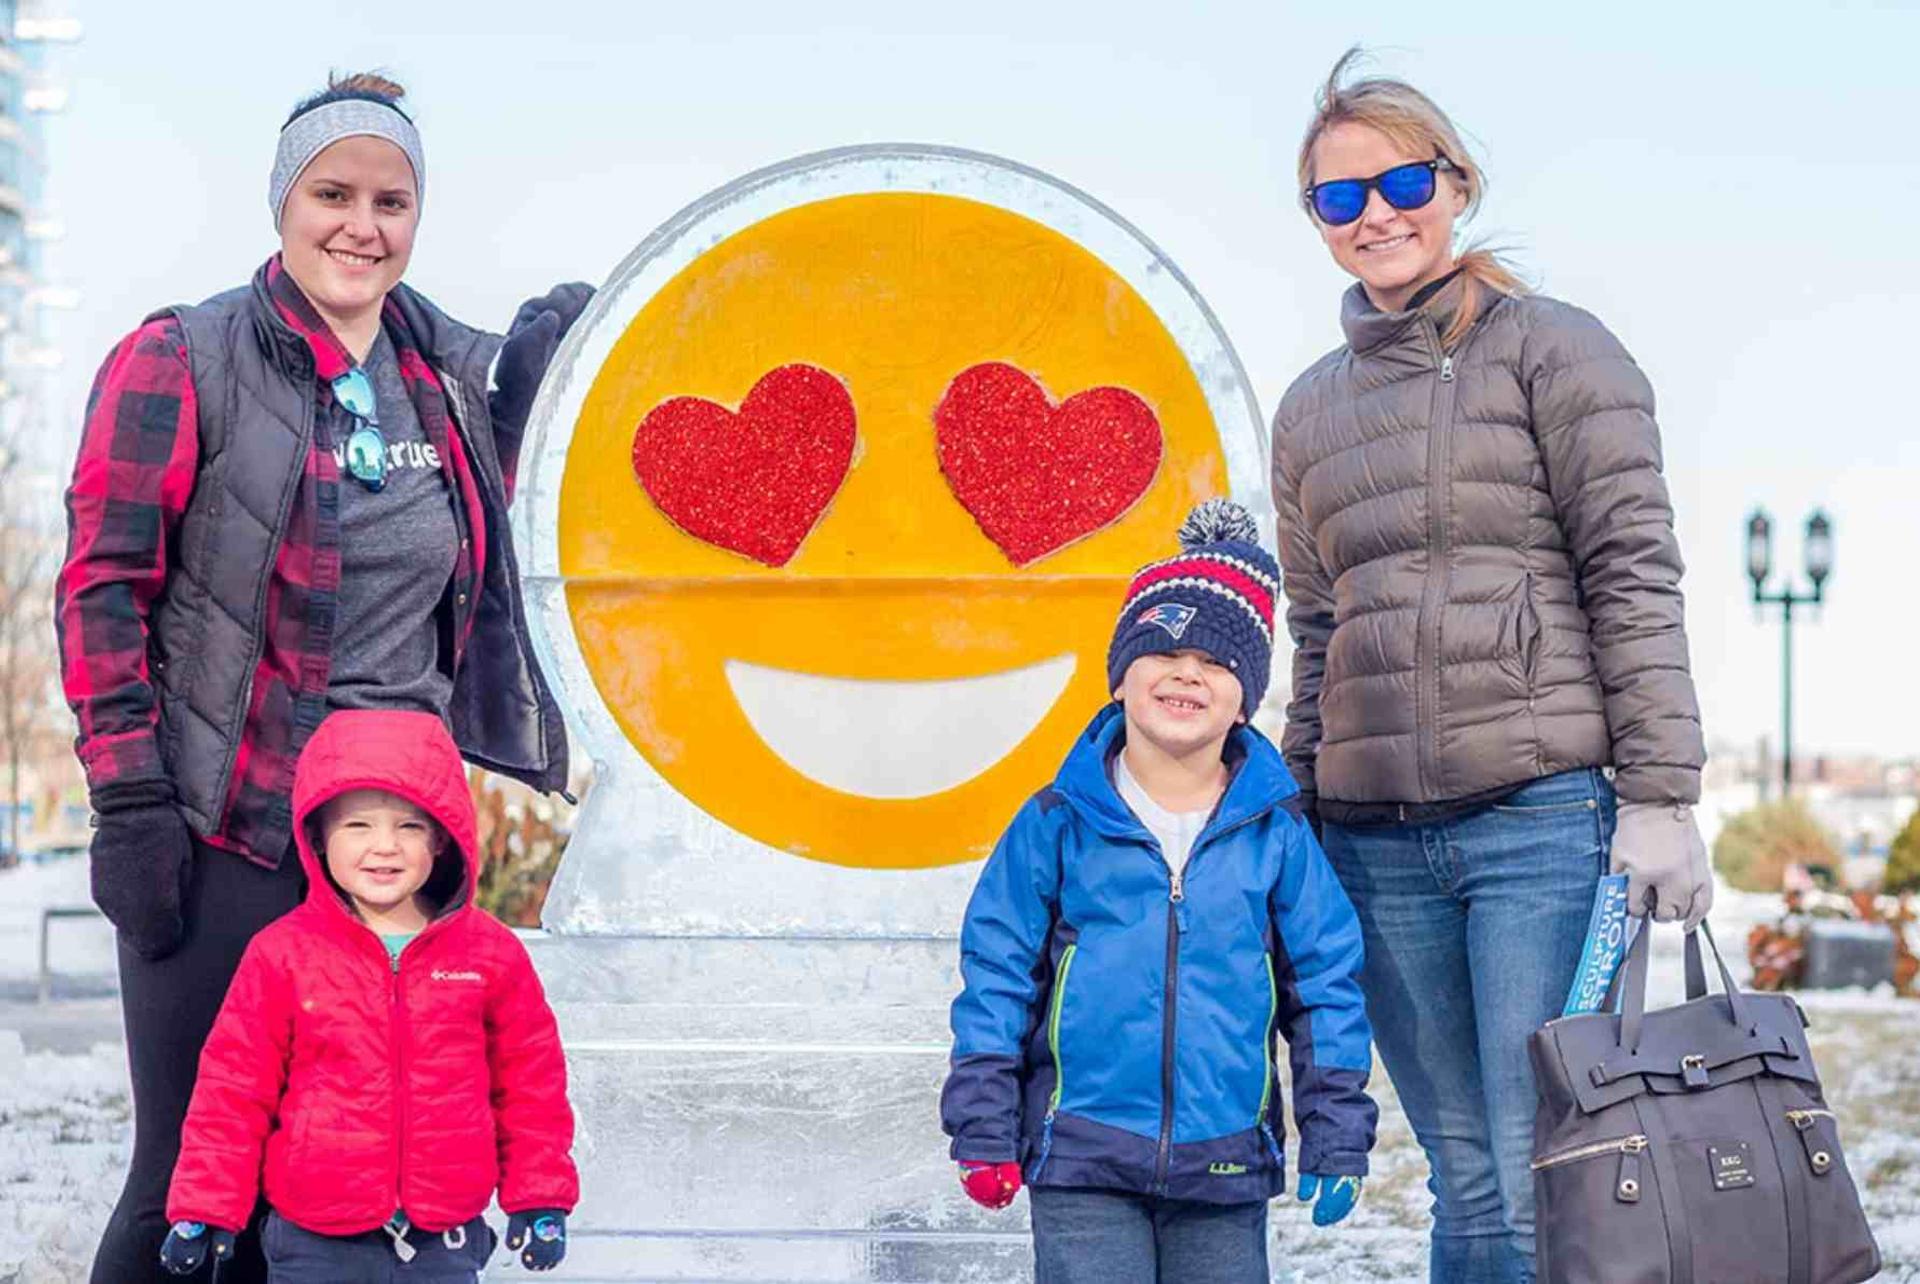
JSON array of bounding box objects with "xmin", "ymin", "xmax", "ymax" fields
[{"xmin": 1137, "ymin": 602, "xmax": 1198, "ymax": 641}]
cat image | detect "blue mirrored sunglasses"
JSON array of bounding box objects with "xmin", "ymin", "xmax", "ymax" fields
[
  {"xmin": 331, "ymin": 368, "xmax": 386, "ymax": 492},
  {"xmin": 1304, "ymin": 158, "xmax": 1455, "ymax": 226}
]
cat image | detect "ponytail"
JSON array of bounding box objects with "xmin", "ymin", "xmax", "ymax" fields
[{"xmin": 1440, "ymin": 246, "xmax": 1527, "ymax": 350}]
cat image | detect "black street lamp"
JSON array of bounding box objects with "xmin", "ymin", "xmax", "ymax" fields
[{"xmin": 1746, "ymin": 507, "xmax": 1832, "ymax": 798}]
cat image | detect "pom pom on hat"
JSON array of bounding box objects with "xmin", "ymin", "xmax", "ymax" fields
[{"xmin": 1177, "ymin": 497, "xmax": 1261, "ymax": 549}]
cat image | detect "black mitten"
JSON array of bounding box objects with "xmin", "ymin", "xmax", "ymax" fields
[
  {"xmin": 159, "ymin": 1221, "xmax": 235, "ymax": 1275},
  {"xmin": 504, "ymin": 1209, "xmax": 568, "ymax": 1271},
  {"xmin": 90, "ymin": 784, "xmax": 194, "ymax": 961},
  {"xmin": 491, "ymin": 282, "xmax": 595, "ymax": 437}
]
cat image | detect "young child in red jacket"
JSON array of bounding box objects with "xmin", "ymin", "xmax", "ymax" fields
[{"xmin": 158, "ymin": 709, "xmax": 579, "ymax": 1278}]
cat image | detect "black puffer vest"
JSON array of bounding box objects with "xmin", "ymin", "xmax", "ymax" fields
[{"xmin": 151, "ymin": 272, "xmax": 567, "ymax": 848}]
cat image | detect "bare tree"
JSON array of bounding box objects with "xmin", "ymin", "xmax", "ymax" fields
[{"xmin": 0, "ymin": 447, "xmax": 61, "ymax": 866}]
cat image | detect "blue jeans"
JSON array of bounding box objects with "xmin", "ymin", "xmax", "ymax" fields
[
  {"xmin": 1028, "ymin": 1187, "xmax": 1268, "ymax": 1284},
  {"xmin": 1321, "ymin": 768, "xmax": 1614, "ymax": 1284}
]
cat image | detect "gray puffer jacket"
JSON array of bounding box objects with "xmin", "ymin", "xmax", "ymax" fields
[{"xmin": 1270, "ymin": 280, "xmax": 1704, "ymax": 810}]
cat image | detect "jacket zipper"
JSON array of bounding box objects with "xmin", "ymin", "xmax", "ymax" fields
[
  {"xmin": 1257, "ymin": 954, "xmax": 1279, "ymax": 1127},
  {"xmin": 1087, "ymin": 801, "xmax": 1262, "ymax": 1194},
  {"xmin": 1148, "ymin": 809, "xmax": 1261, "ymax": 1191},
  {"xmin": 1155, "ymin": 867, "xmax": 1182, "ymax": 1193},
  {"xmin": 1035, "ymin": 943, "xmax": 1079, "ymax": 1176},
  {"xmin": 1412, "ymin": 329, "xmax": 1460, "ymax": 799},
  {"xmin": 388, "ymin": 945, "xmax": 410, "ymax": 1229},
  {"xmin": 1257, "ymin": 953, "xmax": 1284, "ymax": 1167}
]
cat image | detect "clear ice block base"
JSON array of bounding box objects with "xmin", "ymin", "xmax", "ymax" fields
[{"xmin": 522, "ymin": 934, "xmax": 1033, "ymax": 1282}]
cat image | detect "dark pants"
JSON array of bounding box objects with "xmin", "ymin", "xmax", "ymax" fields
[
  {"xmin": 90, "ymin": 839, "xmax": 306, "ymax": 1284},
  {"xmin": 1028, "ymin": 1187, "xmax": 1269, "ymax": 1284},
  {"xmin": 264, "ymin": 1213, "xmax": 495, "ymax": 1282}
]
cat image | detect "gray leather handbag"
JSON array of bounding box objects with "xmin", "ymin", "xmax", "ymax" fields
[{"xmin": 1529, "ymin": 920, "xmax": 1880, "ymax": 1283}]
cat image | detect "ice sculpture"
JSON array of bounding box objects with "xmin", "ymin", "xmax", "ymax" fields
[{"xmin": 511, "ymin": 145, "xmax": 1267, "ymax": 1280}]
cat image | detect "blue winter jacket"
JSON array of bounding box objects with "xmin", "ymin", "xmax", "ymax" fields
[{"xmin": 941, "ymin": 705, "xmax": 1377, "ymax": 1203}]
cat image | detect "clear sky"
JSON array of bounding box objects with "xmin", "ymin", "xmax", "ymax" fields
[{"xmin": 29, "ymin": 0, "xmax": 1920, "ymax": 759}]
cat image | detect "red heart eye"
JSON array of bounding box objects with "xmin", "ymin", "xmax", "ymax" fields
[
  {"xmin": 631, "ymin": 364, "xmax": 857, "ymax": 567},
  {"xmin": 934, "ymin": 362, "xmax": 1163, "ymax": 566}
]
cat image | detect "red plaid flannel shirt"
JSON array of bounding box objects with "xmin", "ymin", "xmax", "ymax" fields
[{"xmin": 57, "ymin": 257, "xmax": 490, "ymax": 865}]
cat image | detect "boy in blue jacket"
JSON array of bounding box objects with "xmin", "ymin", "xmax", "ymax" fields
[{"xmin": 941, "ymin": 499, "xmax": 1377, "ymax": 1283}]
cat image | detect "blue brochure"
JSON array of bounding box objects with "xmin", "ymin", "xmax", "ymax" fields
[{"xmin": 1562, "ymin": 873, "xmax": 1635, "ymax": 1017}]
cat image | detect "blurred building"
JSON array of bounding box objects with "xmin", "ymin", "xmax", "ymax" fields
[{"xmin": 0, "ymin": 0, "xmax": 79, "ymax": 428}]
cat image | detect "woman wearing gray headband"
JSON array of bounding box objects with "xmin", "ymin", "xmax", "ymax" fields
[{"xmin": 58, "ymin": 70, "xmax": 588, "ymax": 1283}]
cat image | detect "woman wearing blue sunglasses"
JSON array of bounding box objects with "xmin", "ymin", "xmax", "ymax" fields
[
  {"xmin": 58, "ymin": 69, "xmax": 587, "ymax": 1282},
  {"xmin": 1268, "ymin": 49, "xmax": 1713, "ymax": 1283}
]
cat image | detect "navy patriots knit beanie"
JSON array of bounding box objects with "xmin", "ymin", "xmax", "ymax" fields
[{"xmin": 1105, "ymin": 499, "xmax": 1279, "ymax": 721}]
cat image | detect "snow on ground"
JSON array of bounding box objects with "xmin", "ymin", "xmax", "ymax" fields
[
  {"xmin": 0, "ymin": 1032, "xmax": 130, "ymax": 1283},
  {"xmin": 1, "ymin": 862, "xmax": 1915, "ymax": 1281}
]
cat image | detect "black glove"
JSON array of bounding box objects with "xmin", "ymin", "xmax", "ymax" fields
[
  {"xmin": 504, "ymin": 1209, "xmax": 568, "ymax": 1271},
  {"xmin": 159, "ymin": 1221, "xmax": 235, "ymax": 1275},
  {"xmin": 491, "ymin": 282, "xmax": 594, "ymax": 437},
  {"xmin": 90, "ymin": 783, "xmax": 194, "ymax": 961}
]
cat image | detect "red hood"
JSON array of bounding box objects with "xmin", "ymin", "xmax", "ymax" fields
[{"xmin": 291, "ymin": 710, "xmax": 480, "ymax": 912}]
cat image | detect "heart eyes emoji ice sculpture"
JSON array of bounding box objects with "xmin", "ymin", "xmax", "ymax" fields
[{"xmin": 538, "ymin": 148, "xmax": 1263, "ymax": 870}]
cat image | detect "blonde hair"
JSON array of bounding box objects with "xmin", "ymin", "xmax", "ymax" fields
[{"xmin": 1297, "ymin": 47, "xmax": 1524, "ymax": 348}]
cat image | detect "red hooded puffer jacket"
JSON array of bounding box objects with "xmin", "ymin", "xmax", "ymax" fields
[{"xmin": 166, "ymin": 709, "xmax": 579, "ymax": 1234}]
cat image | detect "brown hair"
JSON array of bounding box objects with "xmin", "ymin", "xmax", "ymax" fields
[
  {"xmin": 1298, "ymin": 47, "xmax": 1524, "ymax": 348},
  {"xmin": 286, "ymin": 69, "xmax": 411, "ymax": 127}
]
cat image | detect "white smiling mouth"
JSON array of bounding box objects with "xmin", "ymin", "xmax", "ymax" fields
[
  {"xmin": 1360, "ymin": 233, "xmax": 1413, "ymax": 252},
  {"xmin": 725, "ymin": 655, "xmax": 1077, "ymax": 799},
  {"xmin": 327, "ymin": 248, "xmax": 381, "ymax": 266}
]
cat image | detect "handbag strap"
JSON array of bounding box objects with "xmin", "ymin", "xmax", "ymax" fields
[
  {"xmin": 1616, "ymin": 913, "xmax": 1655, "ymax": 1053},
  {"xmin": 1618, "ymin": 919, "xmax": 1756, "ymax": 1055},
  {"xmin": 1685, "ymin": 922, "xmax": 1756, "ymax": 1032},
  {"xmin": 1683, "ymin": 926, "xmax": 1706, "ymax": 999}
]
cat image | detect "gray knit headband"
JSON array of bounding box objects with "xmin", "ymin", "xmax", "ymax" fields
[{"xmin": 269, "ymin": 98, "xmax": 426, "ymax": 230}]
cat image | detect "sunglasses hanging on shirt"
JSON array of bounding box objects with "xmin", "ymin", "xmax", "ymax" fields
[
  {"xmin": 331, "ymin": 367, "xmax": 387, "ymax": 492},
  {"xmin": 1304, "ymin": 157, "xmax": 1457, "ymax": 227}
]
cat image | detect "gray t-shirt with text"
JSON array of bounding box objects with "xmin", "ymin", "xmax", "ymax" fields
[{"xmin": 327, "ymin": 330, "xmax": 460, "ymax": 715}]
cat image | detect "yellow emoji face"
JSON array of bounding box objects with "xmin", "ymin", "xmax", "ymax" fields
[{"xmin": 535, "ymin": 149, "xmax": 1263, "ymax": 871}]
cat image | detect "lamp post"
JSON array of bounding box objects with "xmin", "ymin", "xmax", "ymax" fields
[{"xmin": 1746, "ymin": 508, "xmax": 1832, "ymax": 797}]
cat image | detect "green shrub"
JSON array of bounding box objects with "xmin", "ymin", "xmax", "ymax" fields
[
  {"xmin": 1886, "ymin": 807, "xmax": 1920, "ymax": 897},
  {"xmin": 1711, "ymin": 798, "xmax": 1841, "ymax": 893}
]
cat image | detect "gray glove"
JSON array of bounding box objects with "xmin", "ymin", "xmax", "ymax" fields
[{"xmin": 1611, "ymin": 801, "xmax": 1713, "ymax": 930}]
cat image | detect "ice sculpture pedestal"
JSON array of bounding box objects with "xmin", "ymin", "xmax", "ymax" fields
[{"xmin": 526, "ymin": 933, "xmax": 1031, "ymax": 1282}]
